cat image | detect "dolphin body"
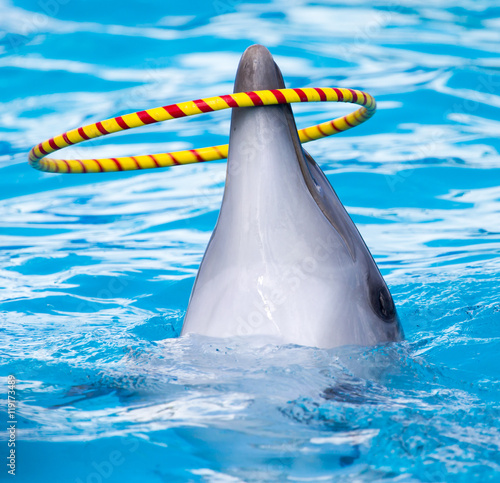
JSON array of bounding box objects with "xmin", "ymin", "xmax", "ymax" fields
[{"xmin": 181, "ymin": 45, "xmax": 403, "ymax": 348}]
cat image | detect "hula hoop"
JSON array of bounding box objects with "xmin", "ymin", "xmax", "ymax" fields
[{"xmin": 28, "ymin": 87, "xmax": 376, "ymax": 174}]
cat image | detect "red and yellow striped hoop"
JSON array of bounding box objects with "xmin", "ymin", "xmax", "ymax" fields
[{"xmin": 28, "ymin": 87, "xmax": 376, "ymax": 174}]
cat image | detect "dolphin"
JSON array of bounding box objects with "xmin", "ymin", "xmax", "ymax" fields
[{"xmin": 180, "ymin": 45, "xmax": 403, "ymax": 348}]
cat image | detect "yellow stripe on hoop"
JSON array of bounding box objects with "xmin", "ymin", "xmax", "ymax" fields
[{"xmin": 28, "ymin": 87, "xmax": 376, "ymax": 174}]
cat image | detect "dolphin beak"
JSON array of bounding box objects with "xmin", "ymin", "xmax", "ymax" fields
[
  {"xmin": 227, "ymin": 45, "xmax": 357, "ymax": 257},
  {"xmin": 181, "ymin": 45, "xmax": 404, "ymax": 348},
  {"xmin": 227, "ymin": 44, "xmax": 309, "ymax": 194},
  {"xmin": 232, "ymin": 44, "xmax": 286, "ymax": 93}
]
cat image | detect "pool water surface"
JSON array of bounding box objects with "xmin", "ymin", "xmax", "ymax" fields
[{"xmin": 1, "ymin": 0, "xmax": 500, "ymax": 481}]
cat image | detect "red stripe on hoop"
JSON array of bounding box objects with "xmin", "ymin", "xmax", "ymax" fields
[
  {"xmin": 220, "ymin": 95, "xmax": 239, "ymax": 108},
  {"xmin": 115, "ymin": 116, "xmax": 130, "ymax": 130},
  {"xmin": 30, "ymin": 149, "xmax": 41, "ymax": 160},
  {"xmin": 314, "ymin": 88, "xmax": 327, "ymax": 102},
  {"xmin": 94, "ymin": 159, "xmax": 104, "ymax": 172},
  {"xmin": 333, "ymin": 88, "xmax": 343, "ymax": 102},
  {"xmin": 131, "ymin": 157, "xmax": 141, "ymax": 169},
  {"xmin": 270, "ymin": 89, "xmax": 287, "ymax": 103},
  {"xmin": 163, "ymin": 104, "xmax": 187, "ymax": 118},
  {"xmin": 317, "ymin": 124, "xmax": 327, "ymax": 136},
  {"xmin": 349, "ymin": 89, "xmax": 358, "ymax": 103},
  {"xmin": 246, "ymin": 91, "xmax": 264, "ymax": 106},
  {"xmin": 168, "ymin": 153, "xmax": 180, "ymax": 165},
  {"xmin": 137, "ymin": 110, "xmax": 157, "ymax": 125},
  {"xmin": 77, "ymin": 160, "xmax": 87, "ymax": 173},
  {"xmin": 62, "ymin": 160, "xmax": 70, "ymax": 172},
  {"xmin": 95, "ymin": 122, "xmax": 108, "ymax": 135},
  {"xmin": 48, "ymin": 138, "xmax": 59, "ymax": 151},
  {"xmin": 213, "ymin": 146, "xmax": 225, "ymax": 158},
  {"xmin": 293, "ymin": 88, "xmax": 308, "ymax": 102},
  {"xmin": 190, "ymin": 150, "xmax": 204, "ymax": 162},
  {"xmin": 62, "ymin": 132, "xmax": 73, "ymax": 145},
  {"xmin": 78, "ymin": 127, "xmax": 90, "ymax": 140},
  {"xmin": 344, "ymin": 117, "xmax": 354, "ymax": 128},
  {"xmin": 39, "ymin": 144, "xmax": 48, "ymax": 155},
  {"xmin": 110, "ymin": 158, "xmax": 123, "ymax": 171},
  {"xmin": 148, "ymin": 155, "xmax": 160, "ymax": 167},
  {"xmin": 301, "ymin": 130, "xmax": 313, "ymax": 141},
  {"xmin": 193, "ymin": 99, "xmax": 214, "ymax": 113}
]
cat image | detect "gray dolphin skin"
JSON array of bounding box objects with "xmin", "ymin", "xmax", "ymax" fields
[{"xmin": 181, "ymin": 44, "xmax": 404, "ymax": 348}]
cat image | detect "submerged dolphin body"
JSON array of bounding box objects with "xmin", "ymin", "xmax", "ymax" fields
[{"xmin": 181, "ymin": 45, "xmax": 403, "ymax": 348}]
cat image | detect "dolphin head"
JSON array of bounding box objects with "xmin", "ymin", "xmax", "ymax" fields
[{"xmin": 181, "ymin": 45, "xmax": 404, "ymax": 348}]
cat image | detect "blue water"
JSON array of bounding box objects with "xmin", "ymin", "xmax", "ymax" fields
[{"xmin": 1, "ymin": 0, "xmax": 500, "ymax": 481}]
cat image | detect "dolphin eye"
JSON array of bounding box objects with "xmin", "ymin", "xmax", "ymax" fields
[{"xmin": 370, "ymin": 284, "xmax": 396, "ymax": 322}]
